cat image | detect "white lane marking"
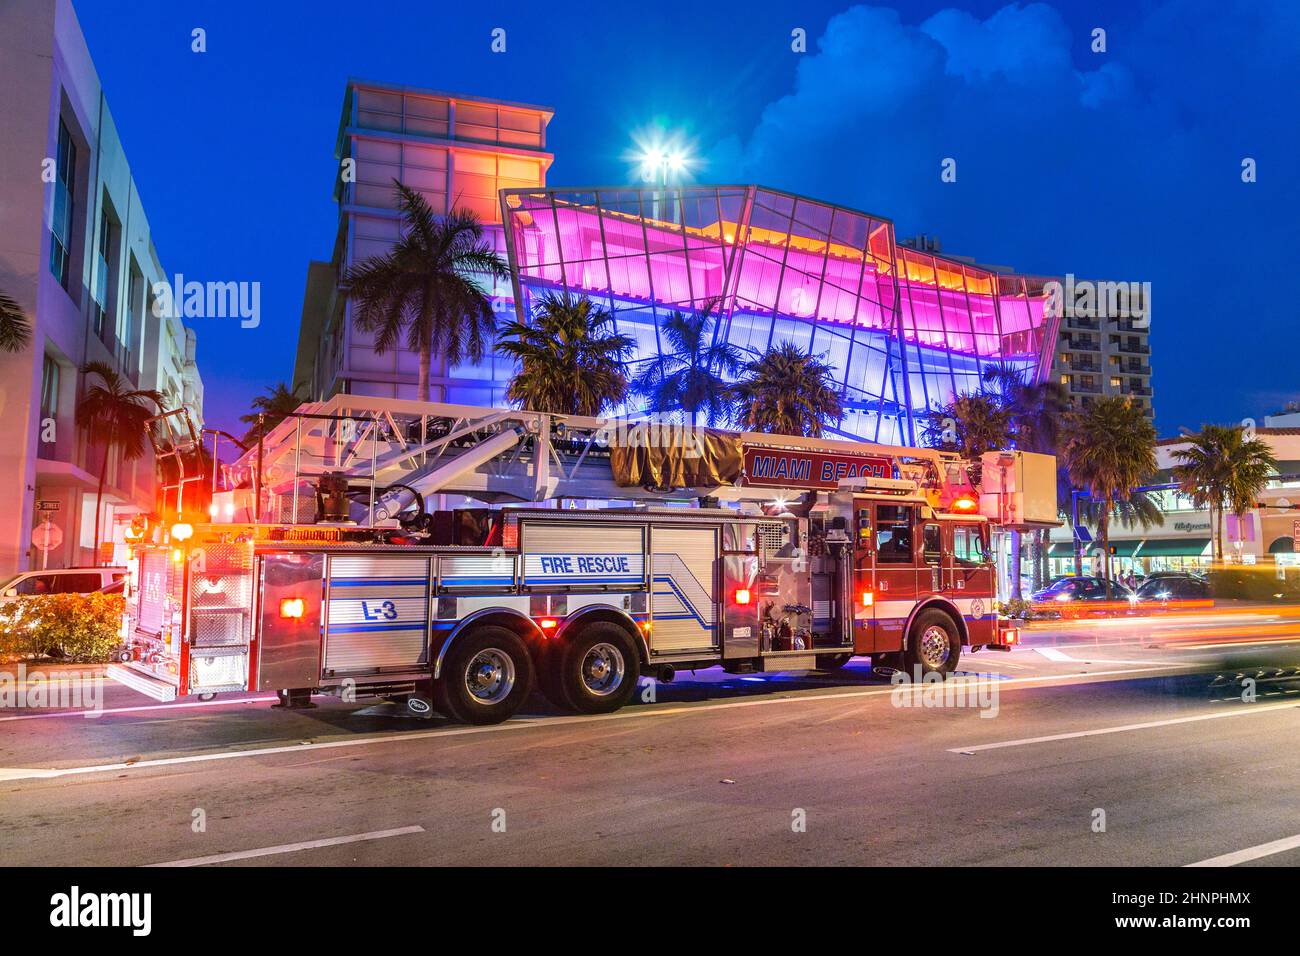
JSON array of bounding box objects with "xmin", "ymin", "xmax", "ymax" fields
[
  {"xmin": 0, "ymin": 664, "xmax": 1198, "ymax": 783},
  {"xmin": 1033, "ymin": 647, "xmax": 1184, "ymax": 666},
  {"xmin": 0, "ymin": 696, "xmax": 278, "ymax": 722},
  {"xmin": 146, "ymin": 825, "xmax": 424, "ymax": 867},
  {"xmin": 948, "ymin": 700, "xmax": 1300, "ymax": 753},
  {"xmin": 1185, "ymin": 832, "xmax": 1300, "ymax": 867}
]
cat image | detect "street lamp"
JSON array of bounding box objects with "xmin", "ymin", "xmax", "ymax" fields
[
  {"xmin": 632, "ymin": 134, "xmax": 693, "ymax": 223},
  {"xmin": 637, "ymin": 144, "xmax": 690, "ymax": 185}
]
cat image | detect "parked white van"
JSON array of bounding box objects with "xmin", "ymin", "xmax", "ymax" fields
[{"xmin": 0, "ymin": 567, "xmax": 126, "ymax": 602}]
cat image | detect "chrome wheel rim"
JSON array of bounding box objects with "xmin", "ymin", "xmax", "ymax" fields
[
  {"xmin": 464, "ymin": 648, "xmax": 515, "ymax": 705},
  {"xmin": 919, "ymin": 626, "xmax": 951, "ymax": 668},
  {"xmin": 581, "ymin": 643, "xmax": 625, "ymax": 696}
]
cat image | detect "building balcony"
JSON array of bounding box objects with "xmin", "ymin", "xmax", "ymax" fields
[
  {"xmin": 1073, "ymin": 381, "xmax": 1102, "ymax": 394},
  {"xmin": 1114, "ymin": 320, "xmax": 1149, "ymax": 333},
  {"xmin": 1117, "ymin": 342, "xmax": 1150, "ymax": 354},
  {"xmin": 1127, "ymin": 384, "xmax": 1153, "ymax": 396},
  {"xmin": 1068, "ymin": 317, "xmax": 1100, "ymax": 330},
  {"xmin": 1068, "ymin": 338, "xmax": 1101, "ymax": 351}
]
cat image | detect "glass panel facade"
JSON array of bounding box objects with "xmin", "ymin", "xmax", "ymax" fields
[{"xmin": 501, "ymin": 185, "xmax": 1058, "ymax": 444}]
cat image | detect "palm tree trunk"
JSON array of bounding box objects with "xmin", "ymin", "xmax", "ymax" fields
[
  {"xmin": 1213, "ymin": 502, "xmax": 1224, "ymax": 564},
  {"xmin": 417, "ymin": 343, "xmax": 432, "ymax": 403},
  {"xmin": 1099, "ymin": 503, "xmax": 1111, "ymax": 583},
  {"xmin": 1036, "ymin": 528, "xmax": 1049, "ymax": 590},
  {"xmin": 1010, "ymin": 529, "xmax": 1023, "ymax": 600},
  {"xmin": 92, "ymin": 445, "xmax": 107, "ymax": 566}
]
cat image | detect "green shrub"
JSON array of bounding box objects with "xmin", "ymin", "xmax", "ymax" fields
[
  {"xmin": 997, "ymin": 598, "xmax": 1037, "ymax": 620},
  {"xmin": 0, "ymin": 592, "xmax": 125, "ymax": 663}
]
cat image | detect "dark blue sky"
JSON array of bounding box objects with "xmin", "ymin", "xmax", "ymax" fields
[{"xmin": 74, "ymin": 0, "xmax": 1299, "ymax": 437}]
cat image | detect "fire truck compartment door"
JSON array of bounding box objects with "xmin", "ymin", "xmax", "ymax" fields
[
  {"xmin": 520, "ymin": 522, "xmax": 646, "ymax": 589},
  {"xmin": 258, "ymin": 552, "xmax": 325, "ymax": 690},
  {"xmin": 650, "ymin": 526, "xmax": 719, "ymax": 653},
  {"xmin": 137, "ymin": 549, "xmax": 170, "ymax": 635},
  {"xmin": 323, "ymin": 555, "xmax": 431, "ymax": 674},
  {"xmin": 187, "ymin": 542, "xmax": 256, "ymax": 693}
]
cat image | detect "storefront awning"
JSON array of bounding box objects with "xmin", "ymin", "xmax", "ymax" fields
[
  {"xmin": 1268, "ymin": 537, "xmax": 1295, "ymax": 554},
  {"xmin": 1093, "ymin": 538, "xmax": 1142, "ymax": 557},
  {"xmin": 1048, "ymin": 542, "xmax": 1076, "ymax": 557},
  {"xmin": 1136, "ymin": 538, "xmax": 1211, "ymax": 558}
]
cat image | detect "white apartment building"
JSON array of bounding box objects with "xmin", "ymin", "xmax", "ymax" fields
[{"xmin": 0, "ymin": 0, "xmax": 204, "ymax": 575}]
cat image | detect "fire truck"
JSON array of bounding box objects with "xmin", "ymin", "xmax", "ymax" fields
[{"xmin": 107, "ymin": 396, "xmax": 1055, "ymax": 724}]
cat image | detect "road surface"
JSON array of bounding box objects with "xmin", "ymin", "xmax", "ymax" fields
[{"xmin": 3, "ymin": 608, "xmax": 1299, "ymax": 866}]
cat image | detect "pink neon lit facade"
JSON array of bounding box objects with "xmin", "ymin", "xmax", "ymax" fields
[{"xmin": 501, "ymin": 185, "xmax": 1057, "ymax": 444}]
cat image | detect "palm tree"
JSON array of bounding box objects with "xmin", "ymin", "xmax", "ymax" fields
[
  {"xmin": 0, "ymin": 288, "xmax": 32, "ymax": 352},
  {"xmin": 76, "ymin": 361, "xmax": 164, "ymax": 562},
  {"xmin": 1058, "ymin": 396, "xmax": 1157, "ymax": 582},
  {"xmin": 497, "ymin": 292, "xmax": 635, "ymax": 415},
  {"xmin": 339, "ymin": 180, "xmax": 509, "ymax": 402},
  {"xmin": 240, "ymin": 382, "xmax": 302, "ymax": 444},
  {"xmin": 1171, "ymin": 424, "xmax": 1278, "ymax": 563},
  {"xmin": 918, "ymin": 392, "xmax": 1012, "ymax": 465},
  {"xmin": 634, "ymin": 297, "xmax": 744, "ymax": 426},
  {"xmin": 732, "ymin": 342, "xmax": 843, "ymax": 437}
]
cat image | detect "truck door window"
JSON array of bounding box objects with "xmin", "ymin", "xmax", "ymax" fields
[
  {"xmin": 875, "ymin": 504, "xmax": 915, "ymax": 563},
  {"xmin": 954, "ymin": 525, "xmax": 987, "ymax": 566},
  {"xmin": 923, "ymin": 524, "xmax": 942, "ymax": 565}
]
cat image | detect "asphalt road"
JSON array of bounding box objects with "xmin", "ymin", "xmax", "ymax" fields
[{"xmin": 3, "ymin": 612, "xmax": 1300, "ymax": 867}]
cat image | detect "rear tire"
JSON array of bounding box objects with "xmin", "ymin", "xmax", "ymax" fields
[
  {"xmin": 548, "ymin": 623, "xmax": 641, "ymax": 714},
  {"xmin": 434, "ymin": 626, "xmax": 533, "ymax": 725},
  {"xmin": 903, "ymin": 609, "xmax": 961, "ymax": 677}
]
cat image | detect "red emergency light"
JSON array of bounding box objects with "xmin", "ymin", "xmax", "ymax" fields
[
  {"xmin": 279, "ymin": 598, "xmax": 305, "ymax": 619},
  {"xmin": 539, "ymin": 618, "xmax": 558, "ymax": 630},
  {"xmin": 861, "ymin": 590, "xmax": 874, "ymax": 607},
  {"xmin": 951, "ymin": 496, "xmax": 978, "ymax": 512},
  {"xmin": 734, "ymin": 588, "xmax": 752, "ymax": 605}
]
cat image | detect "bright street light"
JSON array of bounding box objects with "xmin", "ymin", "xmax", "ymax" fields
[{"xmin": 632, "ymin": 131, "xmax": 694, "ymax": 185}]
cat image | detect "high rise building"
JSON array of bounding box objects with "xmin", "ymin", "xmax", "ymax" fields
[
  {"xmin": 1050, "ymin": 281, "xmax": 1153, "ymax": 418},
  {"xmin": 0, "ymin": 0, "xmax": 204, "ymax": 575},
  {"xmin": 294, "ymin": 80, "xmax": 554, "ymax": 404}
]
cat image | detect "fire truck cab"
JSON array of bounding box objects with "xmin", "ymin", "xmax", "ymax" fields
[{"xmin": 108, "ymin": 397, "xmax": 1054, "ymax": 724}]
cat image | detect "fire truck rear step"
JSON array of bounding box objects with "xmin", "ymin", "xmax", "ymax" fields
[{"xmin": 106, "ymin": 663, "xmax": 178, "ymax": 703}]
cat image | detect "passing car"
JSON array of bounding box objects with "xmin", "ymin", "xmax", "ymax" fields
[
  {"xmin": 1029, "ymin": 575, "xmax": 1137, "ymax": 618},
  {"xmin": 1136, "ymin": 572, "xmax": 1210, "ymax": 603},
  {"xmin": 0, "ymin": 567, "xmax": 126, "ymax": 603}
]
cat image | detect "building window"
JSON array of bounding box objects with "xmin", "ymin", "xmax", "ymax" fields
[
  {"xmin": 40, "ymin": 354, "xmax": 60, "ymax": 420},
  {"xmin": 1110, "ymin": 376, "xmax": 1122, "ymax": 388},
  {"xmin": 1060, "ymin": 374, "xmax": 1070, "ymax": 386},
  {"xmin": 92, "ymin": 208, "xmax": 118, "ymax": 341},
  {"xmin": 49, "ymin": 120, "xmax": 76, "ymax": 288}
]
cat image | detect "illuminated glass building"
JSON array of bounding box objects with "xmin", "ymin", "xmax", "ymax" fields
[
  {"xmin": 501, "ymin": 185, "xmax": 1057, "ymax": 444},
  {"xmin": 296, "ymin": 85, "xmax": 1058, "ymax": 446}
]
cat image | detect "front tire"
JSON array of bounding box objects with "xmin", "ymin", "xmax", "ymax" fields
[
  {"xmin": 904, "ymin": 609, "xmax": 961, "ymax": 677},
  {"xmin": 435, "ymin": 626, "xmax": 533, "ymax": 725},
  {"xmin": 547, "ymin": 623, "xmax": 641, "ymax": 714}
]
